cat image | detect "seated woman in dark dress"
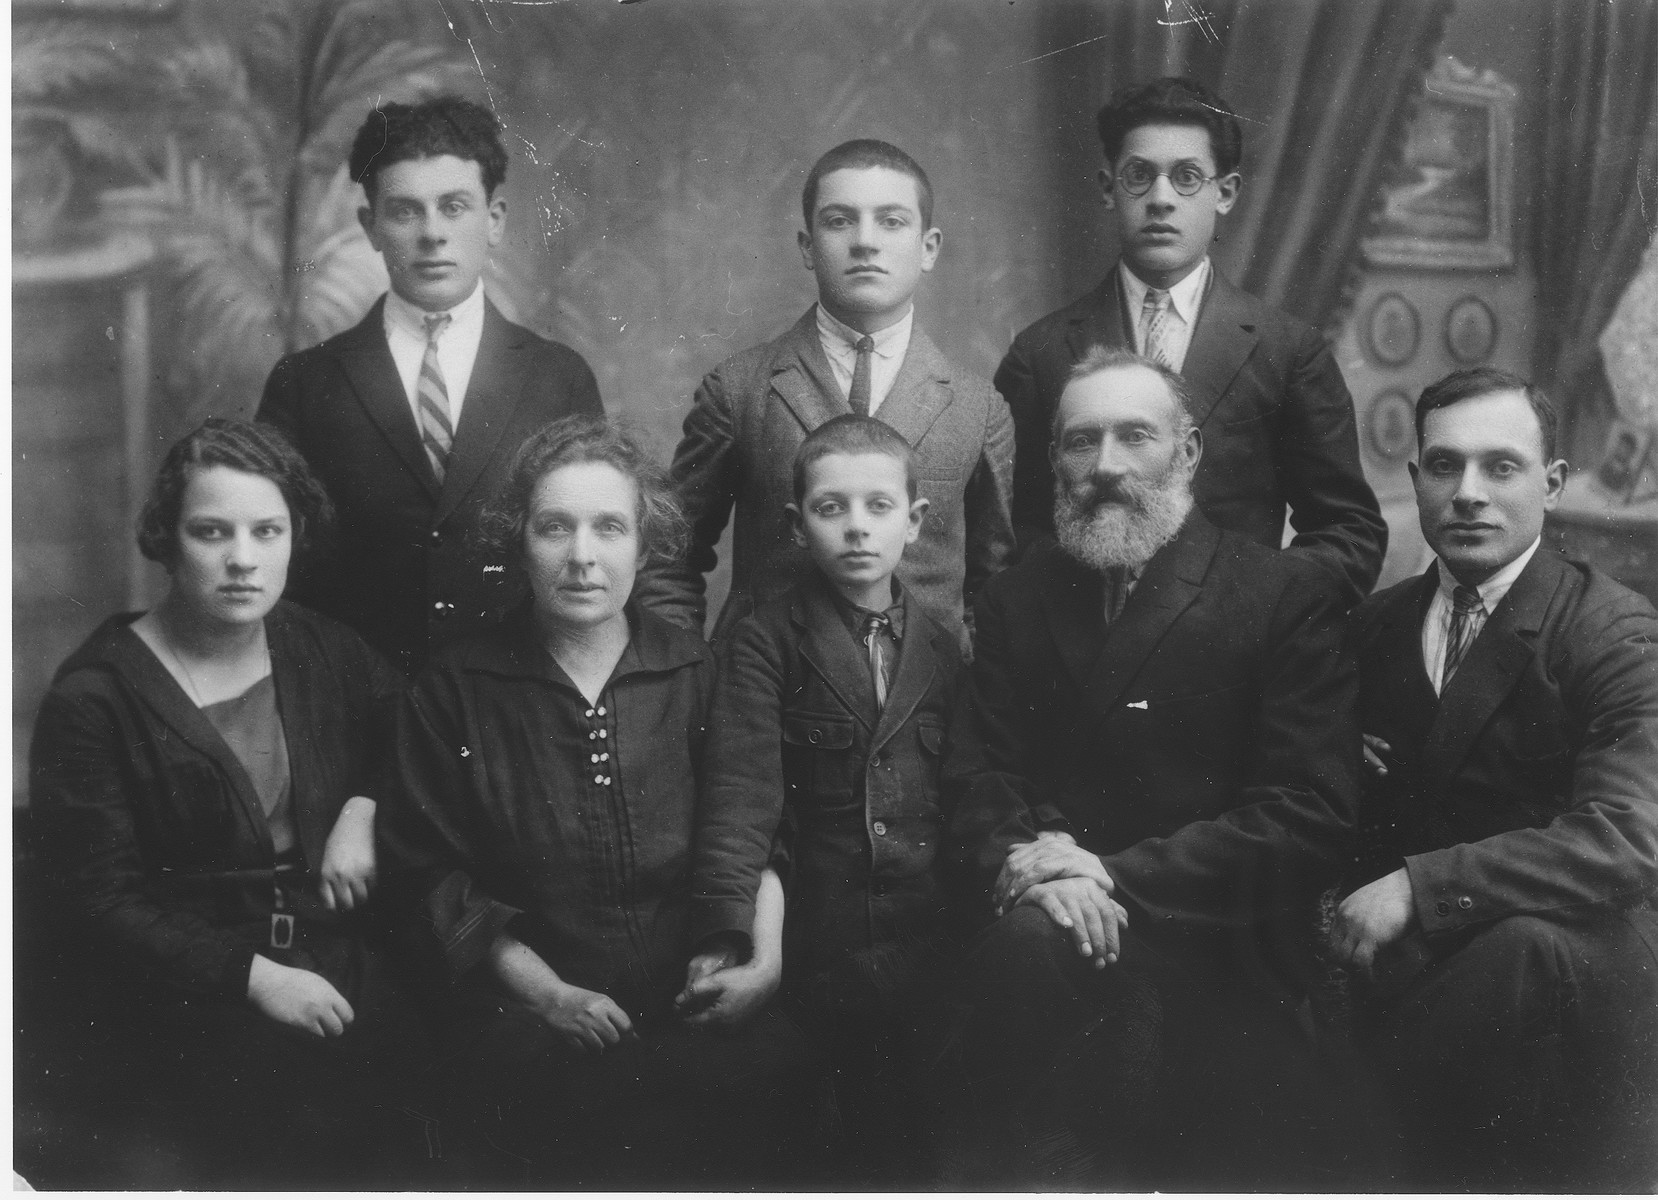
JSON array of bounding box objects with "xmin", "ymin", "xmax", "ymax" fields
[
  {"xmin": 27, "ymin": 419, "xmax": 421, "ymax": 1188},
  {"xmin": 377, "ymin": 414, "xmax": 813, "ymax": 1187}
]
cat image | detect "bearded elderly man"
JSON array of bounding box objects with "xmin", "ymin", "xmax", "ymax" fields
[{"xmin": 941, "ymin": 347, "xmax": 1363, "ymax": 1188}]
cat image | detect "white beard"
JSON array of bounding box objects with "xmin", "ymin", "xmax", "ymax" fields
[{"xmin": 1054, "ymin": 461, "xmax": 1194, "ymax": 574}]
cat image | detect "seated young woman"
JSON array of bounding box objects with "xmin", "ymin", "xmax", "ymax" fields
[
  {"xmin": 376, "ymin": 415, "xmax": 817, "ymax": 1187},
  {"xmin": 28, "ymin": 418, "xmax": 425, "ymax": 1187}
]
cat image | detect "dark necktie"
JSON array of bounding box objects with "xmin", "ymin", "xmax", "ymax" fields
[
  {"xmin": 1102, "ymin": 565, "xmax": 1134, "ymax": 625},
  {"xmin": 419, "ymin": 312, "xmax": 455, "ymax": 483},
  {"xmin": 859, "ymin": 610, "xmax": 891, "ymax": 709},
  {"xmin": 848, "ymin": 335, "xmax": 875, "ymax": 415},
  {"xmin": 1440, "ymin": 584, "xmax": 1484, "ymax": 688}
]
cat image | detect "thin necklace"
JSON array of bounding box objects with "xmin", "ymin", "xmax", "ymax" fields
[
  {"xmin": 157, "ymin": 631, "xmax": 207, "ymax": 708},
  {"xmin": 155, "ymin": 615, "xmax": 270, "ymax": 709}
]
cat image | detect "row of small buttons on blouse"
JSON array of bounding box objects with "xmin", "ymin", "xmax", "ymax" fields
[{"xmin": 586, "ymin": 705, "xmax": 612, "ymax": 787}]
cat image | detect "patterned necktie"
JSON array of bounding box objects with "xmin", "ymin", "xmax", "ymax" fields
[
  {"xmin": 1141, "ymin": 288, "xmax": 1174, "ymax": 368},
  {"xmin": 1440, "ymin": 584, "xmax": 1485, "ymax": 688},
  {"xmin": 848, "ymin": 335, "xmax": 875, "ymax": 415},
  {"xmin": 860, "ymin": 611, "xmax": 891, "ymax": 709},
  {"xmin": 419, "ymin": 312, "xmax": 455, "ymax": 483}
]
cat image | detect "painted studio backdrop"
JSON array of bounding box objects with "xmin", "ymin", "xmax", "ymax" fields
[{"xmin": 13, "ymin": 0, "xmax": 1658, "ymax": 795}]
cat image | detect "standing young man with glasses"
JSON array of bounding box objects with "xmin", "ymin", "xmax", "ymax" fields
[{"xmin": 996, "ymin": 77, "xmax": 1385, "ymax": 603}]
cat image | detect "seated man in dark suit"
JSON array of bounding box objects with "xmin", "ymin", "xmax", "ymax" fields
[
  {"xmin": 1331, "ymin": 367, "xmax": 1658, "ymax": 1191},
  {"xmin": 943, "ymin": 347, "xmax": 1362, "ymax": 1187},
  {"xmin": 259, "ymin": 96, "xmax": 603, "ymax": 675},
  {"xmin": 995, "ymin": 76, "xmax": 1385, "ymax": 602}
]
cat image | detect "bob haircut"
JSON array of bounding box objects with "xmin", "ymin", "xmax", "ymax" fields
[
  {"xmin": 137, "ymin": 418, "xmax": 334, "ymax": 569},
  {"xmin": 348, "ymin": 95, "xmax": 509, "ymax": 202},
  {"xmin": 801, "ymin": 138, "xmax": 935, "ymax": 230},
  {"xmin": 1095, "ymin": 76, "xmax": 1243, "ymax": 177},
  {"xmin": 1415, "ymin": 367, "xmax": 1560, "ymax": 463},
  {"xmin": 476, "ymin": 415, "xmax": 690, "ymax": 569},
  {"xmin": 792, "ymin": 413, "xmax": 918, "ymax": 504},
  {"xmin": 1055, "ymin": 346, "xmax": 1198, "ymax": 442}
]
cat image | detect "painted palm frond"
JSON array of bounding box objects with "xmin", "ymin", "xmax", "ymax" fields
[
  {"xmin": 13, "ymin": 23, "xmax": 137, "ymax": 102},
  {"xmin": 288, "ymin": 165, "xmax": 389, "ymax": 349},
  {"xmin": 103, "ymin": 141, "xmax": 286, "ymax": 419}
]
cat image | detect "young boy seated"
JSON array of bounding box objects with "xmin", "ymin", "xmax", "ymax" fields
[
  {"xmin": 637, "ymin": 139, "xmax": 1014, "ymax": 654},
  {"xmin": 686, "ymin": 415, "xmax": 970, "ymax": 1183}
]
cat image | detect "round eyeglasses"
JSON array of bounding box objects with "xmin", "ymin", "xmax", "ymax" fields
[{"xmin": 1115, "ymin": 160, "xmax": 1220, "ymax": 197}]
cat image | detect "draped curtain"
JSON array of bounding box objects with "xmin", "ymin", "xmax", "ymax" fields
[
  {"xmin": 1052, "ymin": 0, "xmax": 1453, "ymax": 332},
  {"xmin": 1533, "ymin": 0, "xmax": 1658, "ymax": 459}
]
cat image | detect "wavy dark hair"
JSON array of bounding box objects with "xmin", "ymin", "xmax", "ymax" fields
[
  {"xmin": 1096, "ymin": 76, "xmax": 1243, "ymax": 176},
  {"xmin": 348, "ymin": 95, "xmax": 508, "ymax": 201},
  {"xmin": 476, "ymin": 415, "xmax": 690, "ymax": 571},
  {"xmin": 137, "ymin": 418, "xmax": 334, "ymax": 569}
]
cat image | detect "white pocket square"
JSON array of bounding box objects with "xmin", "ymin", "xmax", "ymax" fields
[{"xmin": 1126, "ymin": 700, "xmax": 1149, "ymax": 710}]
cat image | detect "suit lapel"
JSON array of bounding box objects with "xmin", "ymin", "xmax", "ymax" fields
[
  {"xmin": 1064, "ymin": 271, "xmax": 1130, "ymax": 363},
  {"xmin": 1363, "ymin": 574, "xmax": 1440, "ymax": 726},
  {"xmin": 873, "ymin": 326, "xmax": 954, "ymax": 447},
  {"xmin": 334, "ymin": 299, "xmax": 441, "ymax": 500},
  {"xmin": 795, "ymin": 582, "xmax": 880, "ymax": 731},
  {"xmin": 1183, "ymin": 271, "xmax": 1260, "ymax": 432},
  {"xmin": 770, "ymin": 308, "xmax": 847, "ymax": 434},
  {"xmin": 437, "ymin": 299, "xmax": 530, "ymax": 525},
  {"xmin": 1081, "ymin": 515, "xmax": 1216, "ymax": 720},
  {"xmin": 870, "ymin": 592, "xmax": 941, "ymax": 752},
  {"xmin": 1422, "ymin": 552, "xmax": 1564, "ymax": 786}
]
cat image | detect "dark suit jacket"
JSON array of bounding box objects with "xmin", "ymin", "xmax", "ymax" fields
[
  {"xmin": 995, "ymin": 266, "xmax": 1385, "ymax": 603},
  {"xmin": 949, "ymin": 514, "xmax": 1363, "ymax": 989},
  {"xmin": 1348, "ymin": 551, "xmax": 1658, "ymax": 933},
  {"xmin": 692, "ymin": 573, "xmax": 965, "ymax": 988},
  {"xmin": 257, "ymin": 297, "xmax": 603, "ymax": 675},
  {"xmin": 636, "ymin": 307, "xmax": 1015, "ymax": 652},
  {"xmin": 30, "ymin": 602, "xmax": 403, "ymax": 1001}
]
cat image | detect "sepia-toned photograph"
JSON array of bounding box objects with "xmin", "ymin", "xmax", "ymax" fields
[{"xmin": 13, "ymin": 0, "xmax": 1658, "ymax": 1190}]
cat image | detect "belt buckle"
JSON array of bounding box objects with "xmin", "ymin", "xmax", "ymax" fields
[{"xmin": 271, "ymin": 912, "xmax": 296, "ymax": 949}]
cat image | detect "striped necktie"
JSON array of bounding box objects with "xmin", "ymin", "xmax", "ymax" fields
[
  {"xmin": 848, "ymin": 335, "xmax": 875, "ymax": 415},
  {"xmin": 1141, "ymin": 288, "xmax": 1174, "ymax": 368},
  {"xmin": 419, "ymin": 312, "xmax": 455, "ymax": 483},
  {"xmin": 1440, "ymin": 584, "xmax": 1485, "ymax": 688},
  {"xmin": 860, "ymin": 610, "xmax": 892, "ymax": 709}
]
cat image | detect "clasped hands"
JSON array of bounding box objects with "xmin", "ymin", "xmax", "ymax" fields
[
  {"xmin": 995, "ymin": 831, "xmax": 1128, "ymax": 969},
  {"xmin": 673, "ymin": 933, "xmax": 781, "ymax": 1029}
]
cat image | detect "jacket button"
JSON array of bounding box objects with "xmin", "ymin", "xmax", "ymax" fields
[
  {"xmin": 871, "ymin": 752, "xmax": 883, "ymax": 767},
  {"xmin": 809, "ymin": 729, "xmax": 822, "ymax": 744},
  {"xmin": 1457, "ymin": 895, "xmax": 1473, "ymax": 910},
  {"xmin": 872, "ymin": 821, "xmax": 887, "ymax": 836},
  {"xmin": 430, "ymin": 529, "xmax": 441, "ymax": 544},
  {"xmin": 1435, "ymin": 900, "xmax": 1451, "ymax": 917}
]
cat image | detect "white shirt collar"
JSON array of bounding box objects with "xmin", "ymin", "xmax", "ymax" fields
[
  {"xmin": 1120, "ymin": 258, "xmax": 1209, "ymax": 327},
  {"xmin": 383, "ymin": 279, "xmax": 486, "ymax": 341},
  {"xmin": 1435, "ymin": 536, "xmax": 1542, "ymax": 611},
  {"xmin": 815, "ymin": 302, "xmax": 913, "ymax": 358}
]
